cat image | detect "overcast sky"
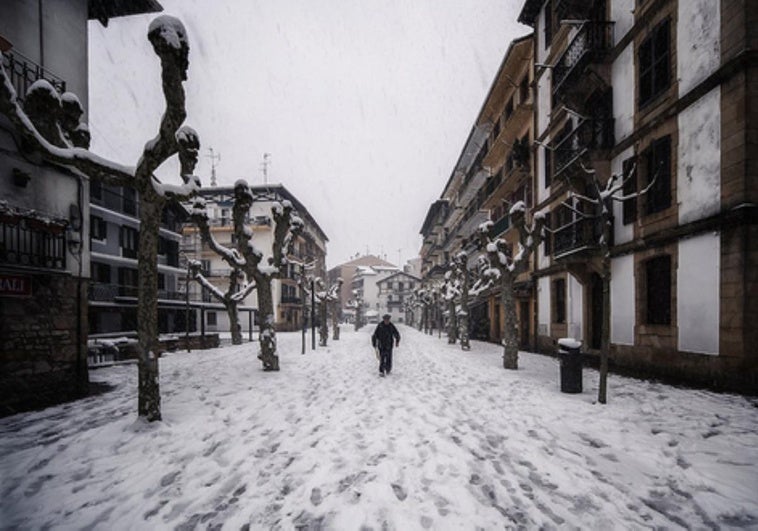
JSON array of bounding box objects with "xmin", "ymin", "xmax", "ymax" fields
[{"xmin": 88, "ymin": 0, "xmax": 530, "ymax": 269}]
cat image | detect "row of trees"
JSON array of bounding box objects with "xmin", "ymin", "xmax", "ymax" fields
[{"xmin": 408, "ymin": 160, "xmax": 654, "ymax": 405}]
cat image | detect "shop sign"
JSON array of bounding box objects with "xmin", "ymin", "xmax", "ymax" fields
[{"xmin": 0, "ymin": 274, "xmax": 32, "ymax": 297}]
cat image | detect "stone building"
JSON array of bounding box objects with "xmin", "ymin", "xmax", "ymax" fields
[
  {"xmin": 519, "ymin": 0, "xmax": 757, "ymax": 391},
  {"xmin": 0, "ymin": 0, "xmax": 163, "ymax": 415}
]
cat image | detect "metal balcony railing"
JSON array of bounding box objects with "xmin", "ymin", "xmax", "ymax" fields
[
  {"xmin": 1, "ymin": 50, "xmax": 66, "ymax": 100},
  {"xmin": 553, "ymin": 217, "xmax": 602, "ymax": 258},
  {"xmin": 553, "ymin": 118, "xmax": 614, "ymax": 178},
  {"xmin": 0, "ymin": 216, "xmax": 67, "ymax": 270},
  {"xmin": 552, "ymin": 21, "xmax": 614, "ymax": 97}
]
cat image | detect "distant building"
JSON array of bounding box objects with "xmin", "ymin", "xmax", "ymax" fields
[
  {"xmin": 351, "ymin": 264, "xmax": 400, "ymax": 321},
  {"xmin": 376, "ymin": 271, "xmax": 421, "ymax": 324},
  {"xmin": 182, "ymin": 184, "xmax": 328, "ymax": 333},
  {"xmin": 327, "ymin": 254, "xmax": 397, "ymax": 318},
  {"xmin": 0, "ymin": 0, "xmax": 163, "ymax": 415}
]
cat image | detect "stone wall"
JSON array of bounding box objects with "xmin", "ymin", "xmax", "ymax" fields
[{"xmin": 0, "ymin": 271, "xmax": 88, "ymax": 416}]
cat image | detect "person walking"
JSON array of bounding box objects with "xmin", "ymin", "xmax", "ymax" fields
[{"xmin": 372, "ymin": 313, "xmax": 400, "ymax": 377}]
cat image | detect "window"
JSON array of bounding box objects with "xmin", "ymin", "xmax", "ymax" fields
[
  {"xmin": 544, "ymin": 145, "xmax": 552, "ymax": 188},
  {"xmin": 120, "ymin": 226, "xmax": 139, "ymax": 258},
  {"xmin": 117, "ymin": 267, "xmax": 138, "ymax": 296},
  {"xmin": 504, "ymin": 98, "xmax": 514, "ymax": 121},
  {"xmin": 552, "ymin": 278, "xmax": 566, "ymax": 323},
  {"xmin": 519, "ymin": 76, "xmax": 529, "ymax": 105},
  {"xmin": 91, "ymin": 216, "xmax": 107, "ymax": 241},
  {"xmin": 158, "ymin": 237, "xmax": 167, "ymax": 256},
  {"xmin": 645, "ymin": 255, "xmax": 671, "ymax": 325},
  {"xmin": 638, "ymin": 19, "xmax": 671, "ymax": 107},
  {"xmin": 544, "ymin": 0, "xmax": 553, "ymax": 49},
  {"xmin": 122, "ymin": 186, "xmax": 137, "ymax": 216},
  {"xmin": 91, "ymin": 262, "xmax": 111, "ymax": 283},
  {"xmin": 622, "ymin": 158, "xmax": 637, "ymax": 224},
  {"xmin": 644, "ymin": 136, "xmax": 671, "ymax": 215},
  {"xmin": 207, "ymin": 311, "xmax": 217, "ymax": 326},
  {"xmin": 91, "ymin": 180, "xmax": 103, "ymax": 201},
  {"xmin": 543, "ymin": 212, "xmax": 552, "ymax": 255},
  {"xmin": 158, "ymin": 273, "xmax": 165, "ymax": 291}
]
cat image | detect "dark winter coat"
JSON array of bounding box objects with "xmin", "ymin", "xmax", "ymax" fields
[{"xmin": 371, "ymin": 321, "xmax": 400, "ymax": 351}]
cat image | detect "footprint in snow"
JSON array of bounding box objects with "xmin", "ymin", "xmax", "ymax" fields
[
  {"xmin": 310, "ymin": 487, "xmax": 323, "ymax": 506},
  {"xmin": 391, "ymin": 483, "xmax": 407, "ymax": 501}
]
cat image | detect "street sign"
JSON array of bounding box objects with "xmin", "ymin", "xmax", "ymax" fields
[{"xmin": 0, "ymin": 273, "xmax": 32, "ymax": 298}]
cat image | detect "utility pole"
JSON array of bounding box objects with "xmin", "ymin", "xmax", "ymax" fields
[
  {"xmin": 206, "ymin": 147, "xmax": 220, "ymax": 186},
  {"xmin": 261, "ymin": 152, "xmax": 271, "ymax": 185}
]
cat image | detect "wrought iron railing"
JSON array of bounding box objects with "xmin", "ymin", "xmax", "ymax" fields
[
  {"xmin": 1, "ymin": 50, "xmax": 66, "ymax": 100},
  {"xmin": 553, "ymin": 118, "xmax": 614, "ymax": 178},
  {"xmin": 0, "ymin": 217, "xmax": 67, "ymax": 269},
  {"xmin": 553, "ymin": 217, "xmax": 601, "ymax": 258},
  {"xmin": 280, "ymin": 295, "xmax": 301, "ymax": 304},
  {"xmin": 552, "ymin": 21, "xmax": 614, "ymax": 96}
]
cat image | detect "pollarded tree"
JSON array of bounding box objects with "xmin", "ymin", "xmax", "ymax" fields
[
  {"xmin": 450, "ymin": 251, "xmax": 473, "ymax": 350},
  {"xmin": 186, "ymin": 199, "xmax": 257, "ymax": 345},
  {"xmin": 561, "ymin": 162, "xmax": 658, "ymax": 404},
  {"xmin": 0, "ymin": 16, "xmax": 201, "ymax": 421},
  {"xmin": 229, "ymin": 181, "xmax": 303, "ymax": 370},
  {"xmin": 477, "ymin": 201, "xmax": 545, "ymax": 370},
  {"xmin": 328, "ymin": 278, "xmax": 343, "ymax": 340},
  {"xmin": 442, "ymin": 269, "xmax": 460, "ymax": 344},
  {"xmin": 350, "ymin": 290, "xmax": 365, "ymax": 331}
]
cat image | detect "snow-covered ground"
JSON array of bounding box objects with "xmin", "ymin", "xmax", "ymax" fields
[{"xmin": 2, "ymin": 326, "xmax": 757, "ymax": 530}]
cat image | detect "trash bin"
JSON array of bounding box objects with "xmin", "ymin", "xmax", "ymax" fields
[{"xmin": 557, "ymin": 338, "xmax": 582, "ymax": 393}]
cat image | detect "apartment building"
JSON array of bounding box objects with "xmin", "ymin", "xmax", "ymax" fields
[
  {"xmin": 420, "ymin": 34, "xmax": 536, "ymax": 344},
  {"xmin": 89, "ymin": 182, "xmax": 189, "ymax": 336},
  {"xmin": 327, "ymin": 254, "xmax": 397, "ymax": 318},
  {"xmin": 376, "ymin": 271, "xmax": 421, "ymax": 324},
  {"xmin": 182, "ymin": 184, "xmax": 328, "ymax": 333},
  {"xmin": 519, "ymin": 0, "xmax": 756, "ymax": 391}
]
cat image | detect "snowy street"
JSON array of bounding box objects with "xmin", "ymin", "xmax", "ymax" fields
[{"xmin": 1, "ymin": 326, "xmax": 757, "ymax": 530}]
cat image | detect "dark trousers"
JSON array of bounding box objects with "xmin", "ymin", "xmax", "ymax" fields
[{"xmin": 379, "ymin": 348, "xmax": 393, "ymax": 374}]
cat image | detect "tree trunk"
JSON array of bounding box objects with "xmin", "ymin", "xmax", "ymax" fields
[
  {"xmin": 501, "ymin": 275, "xmax": 519, "ymax": 370},
  {"xmin": 598, "ymin": 271, "xmax": 611, "ymax": 404},
  {"xmin": 332, "ymin": 300, "xmax": 340, "ymax": 340},
  {"xmin": 227, "ymin": 301, "xmax": 242, "ymax": 345},
  {"xmin": 137, "ymin": 197, "xmax": 162, "ymax": 421},
  {"xmin": 459, "ymin": 267, "xmax": 470, "ymax": 351},
  {"xmin": 256, "ymin": 279, "xmax": 278, "ymax": 370},
  {"xmin": 319, "ymin": 299, "xmax": 328, "ymax": 347},
  {"xmin": 447, "ymin": 299, "xmax": 457, "ymax": 344}
]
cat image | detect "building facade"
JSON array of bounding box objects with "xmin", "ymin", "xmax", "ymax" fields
[
  {"xmin": 327, "ymin": 254, "xmax": 397, "ymax": 317},
  {"xmin": 419, "ymin": 34, "xmax": 536, "ymax": 344},
  {"xmin": 89, "ymin": 182, "xmax": 189, "ymax": 336},
  {"xmin": 351, "ymin": 264, "xmax": 400, "ymax": 322},
  {"xmin": 519, "ymin": 0, "xmax": 757, "ymax": 391},
  {"xmin": 182, "ymin": 184, "xmax": 328, "ymax": 333},
  {"xmin": 376, "ymin": 271, "xmax": 421, "ymax": 324}
]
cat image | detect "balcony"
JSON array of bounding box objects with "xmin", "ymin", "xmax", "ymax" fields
[
  {"xmin": 0, "ymin": 212, "xmax": 67, "ymax": 270},
  {"xmin": 553, "ymin": 217, "xmax": 603, "ymax": 259},
  {"xmin": 552, "ymin": 118, "xmax": 614, "ymax": 179},
  {"xmin": 1, "ymin": 50, "xmax": 66, "ymax": 101},
  {"xmin": 280, "ymin": 295, "xmax": 301, "ymax": 305},
  {"xmin": 552, "ymin": 21, "xmax": 614, "ymax": 105}
]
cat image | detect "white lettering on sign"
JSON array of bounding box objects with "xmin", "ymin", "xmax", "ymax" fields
[{"xmin": 0, "ymin": 275, "xmax": 32, "ymax": 297}]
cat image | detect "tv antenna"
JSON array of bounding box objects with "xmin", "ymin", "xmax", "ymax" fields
[
  {"xmin": 206, "ymin": 147, "xmax": 221, "ymax": 186},
  {"xmin": 261, "ymin": 152, "xmax": 271, "ymax": 185}
]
